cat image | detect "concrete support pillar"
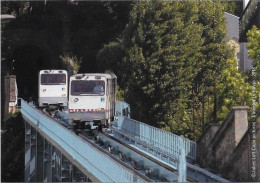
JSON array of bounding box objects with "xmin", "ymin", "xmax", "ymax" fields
[
  {"xmin": 4, "ymin": 75, "xmax": 18, "ymax": 120},
  {"xmin": 233, "ymin": 107, "xmax": 249, "ymax": 146}
]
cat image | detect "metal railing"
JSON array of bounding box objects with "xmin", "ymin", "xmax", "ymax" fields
[
  {"xmin": 116, "ymin": 100, "xmax": 131, "ymax": 118},
  {"xmin": 111, "ymin": 116, "xmax": 197, "ymax": 161},
  {"xmin": 21, "ymin": 99, "xmax": 148, "ymax": 182}
]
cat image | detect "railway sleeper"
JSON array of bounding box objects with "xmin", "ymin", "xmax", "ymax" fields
[
  {"xmin": 94, "ymin": 135, "xmax": 100, "ymax": 143},
  {"xmin": 108, "ymin": 145, "xmax": 114, "ymax": 154},
  {"xmin": 130, "ymin": 160, "xmax": 144, "ymax": 170},
  {"xmin": 145, "ymin": 169, "xmax": 152, "ymax": 177},
  {"xmin": 118, "ymin": 152, "xmax": 126, "ymax": 161}
]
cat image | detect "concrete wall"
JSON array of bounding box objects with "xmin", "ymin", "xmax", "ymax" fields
[
  {"xmin": 225, "ymin": 113, "xmax": 260, "ymax": 181},
  {"xmin": 225, "ymin": 124, "xmax": 251, "ymax": 181},
  {"xmin": 197, "ymin": 124, "xmax": 220, "ymax": 167},
  {"xmin": 4, "ymin": 75, "xmax": 18, "ymax": 120},
  {"xmin": 197, "ymin": 106, "xmax": 260, "ymax": 181}
]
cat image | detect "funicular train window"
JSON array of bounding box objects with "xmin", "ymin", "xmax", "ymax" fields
[
  {"xmin": 71, "ymin": 80, "xmax": 105, "ymax": 95},
  {"xmin": 41, "ymin": 74, "xmax": 66, "ymax": 85}
]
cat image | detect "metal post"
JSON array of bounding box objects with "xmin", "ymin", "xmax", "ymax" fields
[
  {"xmin": 24, "ymin": 122, "xmax": 31, "ymax": 182},
  {"xmin": 43, "ymin": 139, "xmax": 52, "ymax": 182},
  {"xmin": 178, "ymin": 148, "xmax": 187, "ymax": 182},
  {"xmin": 30, "ymin": 127, "xmax": 37, "ymax": 181},
  {"xmin": 51, "ymin": 147, "xmax": 59, "ymax": 182}
]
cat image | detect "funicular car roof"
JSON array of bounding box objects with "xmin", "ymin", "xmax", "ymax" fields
[{"xmin": 71, "ymin": 73, "xmax": 117, "ymax": 79}]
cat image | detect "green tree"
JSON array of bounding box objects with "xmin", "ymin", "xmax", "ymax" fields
[
  {"xmin": 97, "ymin": 40, "xmax": 126, "ymax": 80},
  {"xmin": 59, "ymin": 52, "xmax": 82, "ymax": 76},
  {"xmin": 217, "ymin": 58, "xmax": 253, "ymax": 120},
  {"xmin": 1, "ymin": 1, "xmax": 131, "ymax": 99},
  {"xmin": 121, "ymin": 1, "xmax": 205, "ymax": 138},
  {"xmin": 1, "ymin": 1, "xmax": 29, "ymax": 17},
  {"xmin": 193, "ymin": 1, "xmax": 233, "ymax": 130},
  {"xmin": 221, "ymin": 1, "xmax": 243, "ymax": 17},
  {"xmin": 116, "ymin": 86, "xmax": 125, "ymax": 101},
  {"xmin": 123, "ymin": 2, "xmax": 203, "ymax": 126},
  {"xmin": 97, "ymin": 1, "xmax": 234, "ymax": 139},
  {"xmin": 247, "ymin": 25, "xmax": 260, "ymax": 116},
  {"xmin": 247, "ymin": 25, "xmax": 260, "ymax": 80}
]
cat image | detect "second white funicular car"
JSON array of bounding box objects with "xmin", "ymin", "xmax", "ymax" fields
[{"xmin": 68, "ymin": 73, "xmax": 117, "ymax": 130}]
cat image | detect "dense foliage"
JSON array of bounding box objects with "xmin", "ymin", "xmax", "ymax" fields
[
  {"xmin": 1, "ymin": 1, "xmax": 132, "ymax": 100},
  {"xmin": 247, "ymin": 26, "xmax": 260, "ymax": 80},
  {"xmin": 97, "ymin": 1, "xmax": 252, "ymax": 139},
  {"xmin": 222, "ymin": 1, "xmax": 243, "ymax": 17},
  {"xmin": 247, "ymin": 25, "xmax": 260, "ymax": 117},
  {"xmin": 217, "ymin": 58, "xmax": 253, "ymax": 120},
  {"xmin": 1, "ymin": 112, "xmax": 24, "ymax": 181}
]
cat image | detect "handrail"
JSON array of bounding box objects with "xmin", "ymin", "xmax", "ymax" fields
[{"xmin": 111, "ymin": 116, "xmax": 197, "ymax": 161}]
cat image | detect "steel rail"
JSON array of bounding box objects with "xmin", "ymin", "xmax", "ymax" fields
[
  {"xmin": 103, "ymin": 130, "xmax": 230, "ymax": 182},
  {"xmin": 79, "ymin": 134, "xmax": 153, "ymax": 182},
  {"xmin": 100, "ymin": 131, "xmax": 196, "ymax": 182}
]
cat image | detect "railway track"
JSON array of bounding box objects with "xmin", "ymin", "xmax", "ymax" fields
[
  {"xmin": 78, "ymin": 132, "xmax": 153, "ymax": 182},
  {"xmin": 101, "ymin": 129, "xmax": 229, "ymax": 182},
  {"xmin": 99, "ymin": 132, "xmax": 196, "ymax": 182},
  {"xmin": 41, "ymin": 106, "xmax": 228, "ymax": 182},
  {"xmin": 78, "ymin": 130, "xmax": 190, "ymax": 182}
]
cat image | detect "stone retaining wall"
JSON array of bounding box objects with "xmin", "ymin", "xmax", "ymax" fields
[{"xmin": 197, "ymin": 106, "xmax": 260, "ymax": 181}]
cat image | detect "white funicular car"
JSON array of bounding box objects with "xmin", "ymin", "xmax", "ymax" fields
[
  {"xmin": 68, "ymin": 73, "xmax": 117, "ymax": 130},
  {"xmin": 38, "ymin": 70, "xmax": 68, "ymax": 109}
]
